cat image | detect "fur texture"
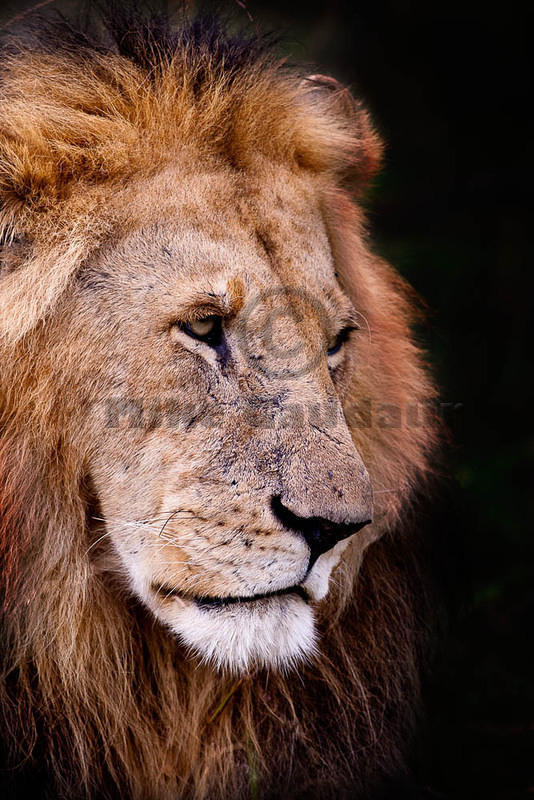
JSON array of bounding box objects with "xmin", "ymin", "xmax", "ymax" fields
[{"xmin": 0, "ymin": 6, "xmax": 438, "ymax": 799}]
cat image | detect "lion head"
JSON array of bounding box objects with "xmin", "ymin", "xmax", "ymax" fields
[{"xmin": 0, "ymin": 9, "xmax": 438, "ymax": 799}]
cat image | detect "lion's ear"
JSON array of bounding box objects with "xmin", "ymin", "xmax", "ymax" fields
[{"xmin": 299, "ymin": 74, "xmax": 383, "ymax": 190}]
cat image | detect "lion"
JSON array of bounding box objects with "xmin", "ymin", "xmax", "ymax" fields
[{"xmin": 0, "ymin": 7, "xmax": 438, "ymax": 799}]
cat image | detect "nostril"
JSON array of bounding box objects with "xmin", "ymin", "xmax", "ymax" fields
[
  {"xmin": 270, "ymin": 495, "xmax": 372, "ymax": 567},
  {"xmin": 270, "ymin": 495, "xmax": 309, "ymax": 535}
]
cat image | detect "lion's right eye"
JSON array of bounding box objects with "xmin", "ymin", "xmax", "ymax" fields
[{"xmin": 175, "ymin": 315, "xmax": 223, "ymax": 347}]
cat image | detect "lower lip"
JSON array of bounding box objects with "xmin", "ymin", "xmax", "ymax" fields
[
  {"xmin": 195, "ymin": 585, "xmax": 308, "ymax": 609},
  {"xmin": 152, "ymin": 582, "xmax": 308, "ymax": 607}
]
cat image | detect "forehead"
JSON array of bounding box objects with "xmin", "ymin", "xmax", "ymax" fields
[{"xmin": 107, "ymin": 164, "xmax": 337, "ymax": 296}]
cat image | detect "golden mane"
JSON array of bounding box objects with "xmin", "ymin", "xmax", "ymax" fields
[
  {"xmin": 0, "ymin": 9, "xmax": 380, "ymax": 343},
  {"xmin": 0, "ymin": 7, "xmax": 438, "ymax": 798}
]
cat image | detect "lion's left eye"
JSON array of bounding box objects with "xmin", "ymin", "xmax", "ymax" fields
[
  {"xmin": 327, "ymin": 326, "xmax": 354, "ymax": 357},
  {"xmin": 179, "ymin": 316, "xmax": 223, "ymax": 347}
]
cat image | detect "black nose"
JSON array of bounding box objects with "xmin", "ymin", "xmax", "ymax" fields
[{"xmin": 270, "ymin": 495, "xmax": 372, "ymax": 569}]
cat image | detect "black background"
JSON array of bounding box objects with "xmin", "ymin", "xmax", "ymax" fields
[{"xmin": 0, "ymin": 0, "xmax": 532, "ymax": 797}]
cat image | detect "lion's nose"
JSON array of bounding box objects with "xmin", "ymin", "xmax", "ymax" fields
[{"xmin": 270, "ymin": 495, "xmax": 372, "ymax": 568}]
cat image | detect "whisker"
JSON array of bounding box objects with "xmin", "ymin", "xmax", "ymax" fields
[
  {"xmin": 90, "ymin": 511, "xmax": 196, "ymax": 526},
  {"xmin": 85, "ymin": 530, "xmax": 114, "ymax": 555},
  {"xmin": 158, "ymin": 509, "xmax": 193, "ymax": 538}
]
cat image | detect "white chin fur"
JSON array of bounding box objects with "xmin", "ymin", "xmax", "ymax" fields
[
  {"xmin": 303, "ymin": 537, "xmax": 352, "ymax": 601},
  {"xmin": 164, "ymin": 593, "xmax": 317, "ymax": 673}
]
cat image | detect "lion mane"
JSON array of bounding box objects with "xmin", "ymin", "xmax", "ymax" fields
[{"xmin": 0, "ymin": 6, "xmax": 438, "ymax": 799}]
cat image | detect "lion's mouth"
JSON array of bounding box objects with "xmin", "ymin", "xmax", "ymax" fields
[{"xmin": 151, "ymin": 582, "xmax": 308, "ymax": 607}]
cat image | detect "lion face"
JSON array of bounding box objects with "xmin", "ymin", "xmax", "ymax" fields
[
  {"xmin": 0, "ymin": 16, "xmax": 440, "ymax": 799},
  {"xmin": 69, "ymin": 165, "xmax": 373, "ymax": 672}
]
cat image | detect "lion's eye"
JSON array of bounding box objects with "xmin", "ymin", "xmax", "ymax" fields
[
  {"xmin": 327, "ymin": 326, "xmax": 355, "ymax": 357},
  {"xmin": 179, "ymin": 316, "xmax": 223, "ymax": 347}
]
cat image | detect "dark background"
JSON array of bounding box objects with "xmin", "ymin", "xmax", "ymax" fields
[{"xmin": 0, "ymin": 0, "xmax": 532, "ymax": 797}]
